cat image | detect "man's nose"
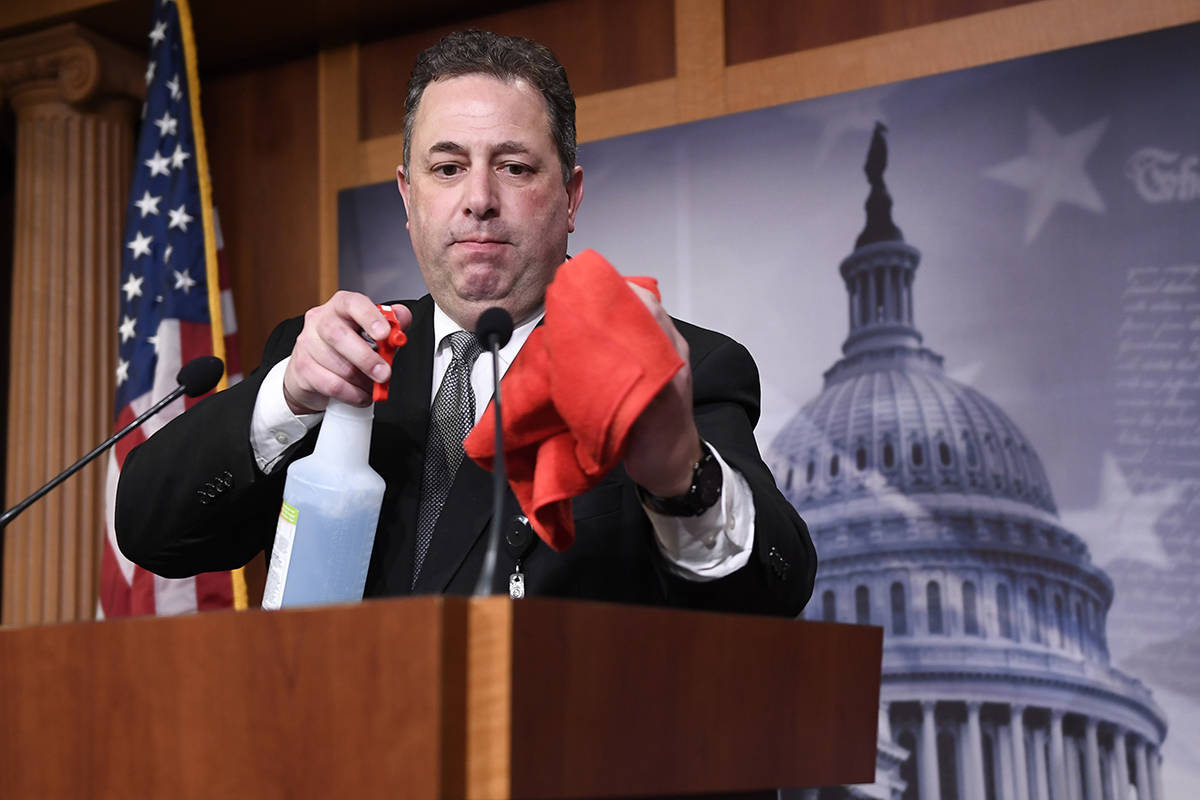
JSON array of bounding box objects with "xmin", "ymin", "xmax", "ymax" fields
[{"xmin": 462, "ymin": 169, "xmax": 498, "ymax": 220}]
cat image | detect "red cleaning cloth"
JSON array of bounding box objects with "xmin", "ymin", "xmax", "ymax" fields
[{"xmin": 463, "ymin": 249, "xmax": 684, "ymax": 551}]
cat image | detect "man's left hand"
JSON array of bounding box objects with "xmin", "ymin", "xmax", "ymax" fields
[{"xmin": 623, "ymin": 283, "xmax": 703, "ymax": 498}]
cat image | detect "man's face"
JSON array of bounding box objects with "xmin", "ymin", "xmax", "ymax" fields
[{"xmin": 397, "ymin": 74, "xmax": 584, "ymax": 328}]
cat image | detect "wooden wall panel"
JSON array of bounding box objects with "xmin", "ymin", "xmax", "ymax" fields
[
  {"xmin": 725, "ymin": 0, "xmax": 1036, "ymax": 65},
  {"xmin": 357, "ymin": 0, "xmax": 675, "ymax": 141},
  {"xmin": 204, "ymin": 56, "xmax": 322, "ymax": 370}
]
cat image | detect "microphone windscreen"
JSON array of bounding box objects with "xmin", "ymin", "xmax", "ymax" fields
[
  {"xmin": 177, "ymin": 356, "xmax": 225, "ymax": 397},
  {"xmin": 475, "ymin": 307, "xmax": 515, "ymax": 349}
]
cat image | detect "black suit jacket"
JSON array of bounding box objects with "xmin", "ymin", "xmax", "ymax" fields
[{"xmin": 116, "ymin": 296, "xmax": 815, "ymax": 616}]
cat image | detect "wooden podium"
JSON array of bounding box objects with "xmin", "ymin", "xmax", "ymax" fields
[{"xmin": 0, "ymin": 597, "xmax": 882, "ymax": 798}]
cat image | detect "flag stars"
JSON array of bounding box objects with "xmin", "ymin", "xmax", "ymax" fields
[
  {"xmin": 121, "ymin": 273, "xmax": 144, "ymax": 301},
  {"xmin": 153, "ymin": 111, "xmax": 177, "ymax": 138},
  {"xmin": 127, "ymin": 231, "xmax": 153, "ymax": 259},
  {"xmin": 168, "ymin": 204, "xmax": 193, "ymax": 232},
  {"xmin": 147, "ymin": 334, "xmax": 160, "ymax": 354},
  {"xmin": 173, "ymin": 269, "xmax": 197, "ymax": 293},
  {"xmin": 133, "ymin": 190, "xmax": 161, "ymax": 218},
  {"xmin": 144, "ymin": 150, "xmax": 171, "ymax": 177},
  {"xmin": 166, "ymin": 74, "xmax": 182, "ymax": 101},
  {"xmin": 163, "ymin": 244, "xmax": 174, "ymax": 264},
  {"xmin": 116, "ymin": 358, "xmax": 130, "ymax": 386},
  {"xmin": 169, "ymin": 143, "xmax": 191, "ymax": 170},
  {"xmin": 148, "ymin": 21, "xmax": 168, "ymax": 45},
  {"xmin": 119, "ymin": 316, "xmax": 138, "ymax": 343},
  {"xmin": 145, "ymin": 60, "xmax": 156, "ymax": 85}
]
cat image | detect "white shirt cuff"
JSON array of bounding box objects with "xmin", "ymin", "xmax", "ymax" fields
[
  {"xmin": 250, "ymin": 357, "xmax": 322, "ymax": 473},
  {"xmin": 644, "ymin": 443, "xmax": 756, "ymax": 581}
]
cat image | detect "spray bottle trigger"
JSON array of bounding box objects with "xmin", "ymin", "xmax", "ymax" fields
[{"xmin": 372, "ymin": 304, "xmax": 408, "ymax": 403}]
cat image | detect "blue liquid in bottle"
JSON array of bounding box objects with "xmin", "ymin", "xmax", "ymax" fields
[{"xmin": 262, "ymin": 399, "xmax": 385, "ymax": 609}]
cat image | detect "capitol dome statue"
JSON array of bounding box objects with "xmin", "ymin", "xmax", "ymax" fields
[{"xmin": 770, "ymin": 124, "xmax": 1167, "ymax": 800}]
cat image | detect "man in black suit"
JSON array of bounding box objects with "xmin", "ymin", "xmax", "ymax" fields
[{"xmin": 116, "ymin": 30, "xmax": 815, "ymax": 617}]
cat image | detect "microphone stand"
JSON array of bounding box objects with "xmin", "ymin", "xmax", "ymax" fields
[
  {"xmin": 0, "ymin": 354, "xmax": 224, "ymax": 529},
  {"xmin": 0, "ymin": 384, "xmax": 190, "ymax": 529},
  {"xmin": 473, "ymin": 337, "xmax": 506, "ymax": 596}
]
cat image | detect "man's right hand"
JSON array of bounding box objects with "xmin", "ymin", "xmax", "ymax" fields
[{"xmin": 282, "ymin": 291, "xmax": 413, "ymax": 415}]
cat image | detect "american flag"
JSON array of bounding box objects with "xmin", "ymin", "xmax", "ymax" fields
[{"xmin": 100, "ymin": 0, "xmax": 245, "ymax": 618}]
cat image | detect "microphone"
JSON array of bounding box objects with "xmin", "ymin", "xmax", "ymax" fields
[
  {"xmin": 475, "ymin": 306, "xmax": 514, "ymax": 350},
  {"xmin": 0, "ymin": 355, "xmax": 225, "ymax": 529},
  {"xmin": 472, "ymin": 307, "xmax": 514, "ymax": 596}
]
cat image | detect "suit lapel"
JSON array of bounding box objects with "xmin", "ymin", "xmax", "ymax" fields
[{"xmin": 411, "ymin": 456, "xmax": 496, "ymax": 593}]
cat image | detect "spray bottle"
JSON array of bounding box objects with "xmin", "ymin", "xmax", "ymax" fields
[{"xmin": 262, "ymin": 305, "xmax": 408, "ymax": 609}]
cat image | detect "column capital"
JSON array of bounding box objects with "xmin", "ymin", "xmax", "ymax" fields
[
  {"xmin": 966, "ymin": 700, "xmax": 983, "ymax": 714},
  {"xmin": 1049, "ymin": 708, "xmax": 1065, "ymax": 723},
  {"xmin": 0, "ymin": 23, "xmax": 144, "ymax": 110},
  {"xmin": 920, "ymin": 700, "xmax": 938, "ymax": 714}
]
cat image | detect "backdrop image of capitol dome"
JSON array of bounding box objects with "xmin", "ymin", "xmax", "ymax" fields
[
  {"xmin": 769, "ymin": 122, "xmax": 1165, "ymax": 800},
  {"xmin": 336, "ymin": 18, "xmax": 1200, "ymax": 800}
]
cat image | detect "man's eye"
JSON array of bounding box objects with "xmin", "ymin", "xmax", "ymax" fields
[
  {"xmin": 434, "ymin": 164, "xmax": 461, "ymax": 177},
  {"xmin": 503, "ymin": 164, "xmax": 531, "ymax": 176}
]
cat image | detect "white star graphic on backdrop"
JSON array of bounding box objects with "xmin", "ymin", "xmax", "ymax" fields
[
  {"xmin": 145, "ymin": 60, "xmax": 156, "ymax": 85},
  {"xmin": 148, "ymin": 21, "xmax": 167, "ymax": 45},
  {"xmin": 153, "ymin": 112, "xmax": 177, "ymax": 138},
  {"xmin": 163, "ymin": 244, "xmax": 174, "ymax": 264},
  {"xmin": 118, "ymin": 316, "xmax": 138, "ymax": 343},
  {"xmin": 983, "ymin": 108, "xmax": 1109, "ymax": 244},
  {"xmin": 144, "ymin": 150, "xmax": 171, "ymax": 177},
  {"xmin": 116, "ymin": 359, "xmax": 130, "ymax": 386},
  {"xmin": 173, "ymin": 269, "xmax": 197, "ymax": 293},
  {"xmin": 167, "ymin": 204, "xmax": 193, "ymax": 232},
  {"xmin": 1060, "ymin": 452, "xmax": 1180, "ymax": 569},
  {"xmin": 121, "ymin": 274, "xmax": 144, "ymax": 301},
  {"xmin": 147, "ymin": 334, "xmax": 160, "ymax": 354},
  {"xmin": 166, "ymin": 74, "xmax": 182, "ymax": 101},
  {"xmin": 133, "ymin": 190, "xmax": 161, "ymax": 218},
  {"xmin": 786, "ymin": 86, "xmax": 891, "ymax": 165},
  {"xmin": 126, "ymin": 231, "xmax": 153, "ymax": 259},
  {"xmin": 169, "ymin": 143, "xmax": 191, "ymax": 170}
]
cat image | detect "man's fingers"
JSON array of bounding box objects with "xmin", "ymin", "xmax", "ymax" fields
[
  {"xmin": 285, "ymin": 291, "xmax": 407, "ymax": 413},
  {"xmin": 317, "ymin": 313, "xmax": 391, "ymax": 383},
  {"xmin": 330, "ymin": 290, "xmax": 392, "ymax": 340},
  {"xmin": 298, "ymin": 331, "xmax": 374, "ymax": 389}
]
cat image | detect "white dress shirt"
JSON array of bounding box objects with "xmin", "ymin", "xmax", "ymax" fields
[{"xmin": 249, "ymin": 302, "xmax": 756, "ymax": 581}]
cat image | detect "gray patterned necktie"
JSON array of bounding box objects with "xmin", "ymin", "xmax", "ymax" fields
[{"xmin": 412, "ymin": 330, "xmax": 483, "ymax": 586}]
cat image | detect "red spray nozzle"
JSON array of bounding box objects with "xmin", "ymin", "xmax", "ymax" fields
[{"xmin": 372, "ymin": 304, "xmax": 408, "ymax": 403}]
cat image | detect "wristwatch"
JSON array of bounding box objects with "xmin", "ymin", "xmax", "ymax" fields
[{"xmin": 639, "ymin": 441, "xmax": 723, "ymax": 516}]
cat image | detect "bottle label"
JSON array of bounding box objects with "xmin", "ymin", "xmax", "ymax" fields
[{"xmin": 262, "ymin": 501, "xmax": 299, "ymax": 610}]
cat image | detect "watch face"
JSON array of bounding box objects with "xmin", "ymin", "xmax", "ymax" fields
[
  {"xmin": 694, "ymin": 451, "xmax": 723, "ymax": 510},
  {"xmin": 642, "ymin": 447, "xmax": 722, "ymax": 516}
]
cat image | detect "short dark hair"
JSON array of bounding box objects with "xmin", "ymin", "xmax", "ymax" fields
[{"xmin": 403, "ymin": 29, "xmax": 577, "ymax": 183}]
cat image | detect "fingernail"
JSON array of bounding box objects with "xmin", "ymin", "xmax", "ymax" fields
[
  {"xmin": 372, "ymin": 364, "xmax": 390, "ymax": 382},
  {"xmin": 371, "ymin": 321, "xmax": 389, "ymax": 338}
]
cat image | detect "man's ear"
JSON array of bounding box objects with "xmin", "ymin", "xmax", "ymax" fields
[
  {"xmin": 396, "ymin": 164, "xmax": 412, "ymax": 230},
  {"xmin": 565, "ymin": 165, "xmax": 584, "ymax": 234}
]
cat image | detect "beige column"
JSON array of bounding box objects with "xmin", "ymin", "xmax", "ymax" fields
[
  {"xmin": 1050, "ymin": 710, "xmax": 1068, "ymax": 800},
  {"xmin": 1085, "ymin": 718, "xmax": 1103, "ymax": 800},
  {"xmin": 920, "ymin": 701, "xmax": 939, "ymax": 800},
  {"xmin": 966, "ymin": 701, "xmax": 987, "ymax": 800},
  {"xmin": 1113, "ymin": 728, "xmax": 1130, "ymax": 800},
  {"xmin": 1011, "ymin": 705, "xmax": 1031, "ymax": 800},
  {"xmin": 1132, "ymin": 737, "xmax": 1150, "ymax": 800},
  {"xmin": 0, "ymin": 24, "xmax": 142, "ymax": 625}
]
